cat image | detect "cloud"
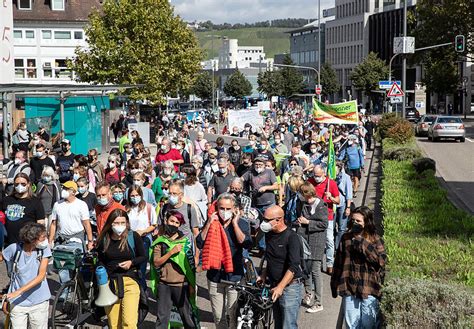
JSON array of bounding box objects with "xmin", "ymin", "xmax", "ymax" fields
[{"xmin": 170, "ymin": 0, "xmax": 334, "ymax": 24}]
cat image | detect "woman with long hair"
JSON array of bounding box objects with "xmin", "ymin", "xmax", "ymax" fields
[
  {"xmin": 96, "ymin": 209, "xmax": 146, "ymax": 329},
  {"xmin": 126, "ymin": 185, "xmax": 156, "ymax": 287},
  {"xmin": 35, "ymin": 166, "xmax": 61, "ymax": 233},
  {"xmin": 331, "ymin": 206, "xmax": 386, "ymax": 328},
  {"xmin": 181, "ymin": 164, "xmax": 207, "ymax": 218},
  {"xmin": 2, "ymin": 173, "xmax": 45, "ymax": 246},
  {"xmin": 105, "ymin": 154, "xmax": 124, "ymax": 185}
]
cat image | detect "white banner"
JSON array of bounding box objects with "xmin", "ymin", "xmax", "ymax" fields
[
  {"xmin": 258, "ymin": 101, "xmax": 271, "ymax": 112},
  {"xmin": 227, "ymin": 109, "xmax": 263, "ymax": 132},
  {"xmin": 0, "ymin": 1, "xmax": 14, "ymax": 83},
  {"xmin": 128, "ymin": 122, "xmax": 150, "ymax": 147}
]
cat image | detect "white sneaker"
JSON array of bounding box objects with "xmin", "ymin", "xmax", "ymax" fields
[
  {"xmin": 302, "ymin": 293, "xmax": 313, "ymax": 307},
  {"xmin": 306, "ymin": 304, "xmax": 324, "ymax": 313}
]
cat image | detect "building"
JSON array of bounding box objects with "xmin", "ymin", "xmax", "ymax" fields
[
  {"xmin": 12, "ymin": 0, "xmax": 102, "ymax": 84},
  {"xmin": 219, "ymin": 38, "xmax": 269, "ymax": 70}
]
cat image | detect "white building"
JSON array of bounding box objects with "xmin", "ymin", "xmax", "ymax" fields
[
  {"xmin": 218, "ymin": 39, "xmax": 268, "ymax": 70},
  {"xmin": 12, "ymin": 0, "xmax": 101, "ymax": 84}
]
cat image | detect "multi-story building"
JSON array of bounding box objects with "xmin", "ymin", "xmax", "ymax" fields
[
  {"xmin": 219, "ymin": 38, "xmax": 269, "ymax": 70},
  {"xmin": 12, "ymin": 0, "xmax": 102, "ymax": 84}
]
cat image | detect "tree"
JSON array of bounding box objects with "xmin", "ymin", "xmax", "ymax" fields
[
  {"xmin": 257, "ymin": 70, "xmax": 283, "ymax": 98},
  {"xmin": 320, "ymin": 62, "xmax": 340, "ymax": 98},
  {"xmin": 350, "ymin": 52, "xmax": 389, "ymax": 100},
  {"xmin": 414, "ymin": 0, "xmax": 474, "ymax": 95},
  {"xmin": 278, "ymin": 55, "xmax": 304, "ymax": 98},
  {"xmin": 71, "ymin": 0, "xmax": 202, "ymax": 104},
  {"xmin": 190, "ymin": 71, "xmax": 215, "ymax": 100},
  {"xmin": 223, "ymin": 70, "xmax": 253, "ymax": 99}
]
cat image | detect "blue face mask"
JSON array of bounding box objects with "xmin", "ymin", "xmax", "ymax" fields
[
  {"xmin": 113, "ymin": 192, "xmax": 124, "ymax": 202},
  {"xmin": 98, "ymin": 197, "xmax": 109, "ymax": 206},
  {"xmin": 42, "ymin": 176, "xmax": 52, "ymax": 184},
  {"xmin": 169, "ymin": 195, "xmax": 179, "ymax": 206},
  {"xmin": 130, "ymin": 196, "xmax": 142, "ymax": 205}
]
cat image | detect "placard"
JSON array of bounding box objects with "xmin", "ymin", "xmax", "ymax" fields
[
  {"xmin": 228, "ymin": 109, "xmax": 263, "ymax": 131},
  {"xmin": 128, "ymin": 122, "xmax": 150, "ymax": 147}
]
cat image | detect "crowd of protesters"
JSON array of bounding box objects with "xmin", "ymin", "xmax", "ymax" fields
[{"xmin": 0, "ymin": 103, "xmax": 385, "ymax": 329}]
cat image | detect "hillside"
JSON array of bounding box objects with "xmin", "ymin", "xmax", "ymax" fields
[{"xmin": 196, "ymin": 27, "xmax": 290, "ymax": 60}]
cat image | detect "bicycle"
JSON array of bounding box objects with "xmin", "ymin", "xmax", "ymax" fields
[
  {"xmin": 221, "ymin": 280, "xmax": 273, "ymax": 329},
  {"xmin": 50, "ymin": 249, "xmax": 101, "ymax": 329}
]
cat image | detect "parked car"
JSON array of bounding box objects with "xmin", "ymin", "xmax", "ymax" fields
[
  {"xmin": 427, "ymin": 116, "xmax": 465, "ymax": 142},
  {"xmin": 415, "ymin": 115, "xmax": 437, "ymax": 136},
  {"xmin": 405, "ymin": 107, "xmax": 420, "ymax": 122}
]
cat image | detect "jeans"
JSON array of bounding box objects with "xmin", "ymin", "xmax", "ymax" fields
[
  {"xmin": 139, "ymin": 236, "xmax": 151, "ymax": 289},
  {"xmin": 304, "ymin": 260, "xmax": 322, "ymax": 306},
  {"xmin": 335, "ymin": 206, "xmax": 349, "ymax": 249},
  {"xmin": 344, "ymin": 295, "xmax": 380, "ymax": 329},
  {"xmin": 10, "ymin": 300, "xmax": 49, "ymax": 329},
  {"xmin": 256, "ymin": 204, "xmax": 272, "ymax": 250},
  {"xmin": 207, "ymin": 279, "xmax": 238, "ymax": 329},
  {"xmin": 325, "ymin": 220, "xmax": 335, "ymax": 268},
  {"xmin": 156, "ymin": 283, "xmax": 196, "ymax": 329},
  {"xmin": 273, "ymin": 282, "xmax": 303, "ymax": 329}
]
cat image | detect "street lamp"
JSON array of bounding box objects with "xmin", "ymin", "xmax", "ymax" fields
[
  {"xmin": 205, "ymin": 34, "xmax": 224, "ymax": 123},
  {"xmin": 273, "ymin": 63, "xmax": 321, "ymax": 101}
]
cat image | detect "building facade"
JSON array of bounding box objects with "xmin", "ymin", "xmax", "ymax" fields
[
  {"xmin": 219, "ymin": 38, "xmax": 268, "ymax": 70},
  {"xmin": 12, "ymin": 0, "xmax": 102, "ymax": 84}
]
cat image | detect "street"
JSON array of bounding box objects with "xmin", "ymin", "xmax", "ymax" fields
[{"xmin": 416, "ymin": 117, "xmax": 474, "ymax": 214}]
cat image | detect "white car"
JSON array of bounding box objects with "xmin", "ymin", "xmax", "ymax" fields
[{"xmin": 428, "ymin": 116, "xmax": 465, "ymax": 142}]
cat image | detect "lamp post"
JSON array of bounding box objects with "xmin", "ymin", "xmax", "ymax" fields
[
  {"xmin": 273, "ymin": 63, "xmax": 321, "ymax": 101},
  {"xmin": 206, "ymin": 34, "xmax": 224, "ymax": 127}
]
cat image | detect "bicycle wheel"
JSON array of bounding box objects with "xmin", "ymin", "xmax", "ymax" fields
[
  {"xmin": 51, "ymin": 281, "xmax": 82, "ymax": 329},
  {"xmin": 258, "ymin": 308, "xmax": 273, "ymax": 329}
]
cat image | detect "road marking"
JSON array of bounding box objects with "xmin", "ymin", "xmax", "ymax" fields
[{"xmin": 466, "ymin": 138, "xmax": 474, "ymax": 143}]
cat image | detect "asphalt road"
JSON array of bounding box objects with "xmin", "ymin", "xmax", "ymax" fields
[
  {"xmin": 415, "ymin": 118, "xmax": 474, "ymax": 214},
  {"xmin": 0, "ymin": 145, "xmax": 379, "ymax": 329}
]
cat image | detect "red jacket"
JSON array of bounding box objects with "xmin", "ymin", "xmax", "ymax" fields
[{"xmin": 202, "ymin": 220, "xmax": 234, "ymax": 273}]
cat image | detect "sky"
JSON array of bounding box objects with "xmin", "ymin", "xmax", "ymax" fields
[{"xmin": 170, "ymin": 0, "xmax": 334, "ymax": 24}]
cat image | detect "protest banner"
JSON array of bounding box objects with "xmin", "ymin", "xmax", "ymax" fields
[
  {"xmin": 228, "ymin": 108, "xmax": 263, "ymax": 131},
  {"xmin": 313, "ymin": 98, "xmax": 358, "ymax": 125}
]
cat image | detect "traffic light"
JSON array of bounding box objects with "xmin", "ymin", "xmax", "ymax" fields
[{"xmin": 455, "ymin": 35, "xmax": 465, "ymax": 53}]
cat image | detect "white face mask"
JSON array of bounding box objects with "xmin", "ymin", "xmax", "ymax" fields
[
  {"xmin": 109, "ymin": 161, "xmax": 116, "ymax": 168},
  {"xmin": 219, "ymin": 210, "xmax": 233, "ymax": 221},
  {"xmin": 161, "ymin": 144, "xmax": 168, "ymax": 151},
  {"xmin": 133, "ymin": 180, "xmax": 143, "ymax": 187},
  {"xmin": 260, "ymin": 221, "xmax": 273, "ymax": 233},
  {"xmin": 15, "ymin": 184, "xmax": 27, "ymax": 194},
  {"xmin": 14, "ymin": 159, "xmax": 22, "ymax": 165},
  {"xmin": 112, "ymin": 225, "xmax": 127, "ymax": 236},
  {"xmin": 314, "ymin": 176, "xmax": 325, "ymax": 184},
  {"xmin": 61, "ymin": 190, "xmax": 70, "ymax": 199},
  {"xmin": 255, "ymin": 167, "xmax": 264, "ymax": 174},
  {"xmin": 36, "ymin": 239, "xmax": 49, "ymax": 250}
]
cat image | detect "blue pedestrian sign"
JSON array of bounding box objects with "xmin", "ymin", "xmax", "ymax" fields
[{"xmin": 379, "ymin": 80, "xmax": 401, "ymax": 90}]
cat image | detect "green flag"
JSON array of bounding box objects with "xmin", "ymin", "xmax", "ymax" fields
[{"xmin": 327, "ymin": 128, "xmax": 337, "ymax": 180}]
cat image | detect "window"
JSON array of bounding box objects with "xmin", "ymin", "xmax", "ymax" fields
[
  {"xmin": 25, "ymin": 30, "xmax": 35, "ymax": 39},
  {"xmin": 52, "ymin": 0, "xmax": 65, "ymax": 10},
  {"xmin": 15, "ymin": 59, "xmax": 25, "ymax": 78},
  {"xmin": 43, "ymin": 61, "xmax": 53, "ymax": 78},
  {"xmin": 42, "ymin": 30, "xmax": 52, "ymax": 39},
  {"xmin": 14, "ymin": 58, "xmax": 36, "ymax": 78},
  {"xmin": 74, "ymin": 31, "xmax": 83, "ymax": 40},
  {"xmin": 13, "ymin": 30, "xmax": 22, "ymax": 39},
  {"xmin": 54, "ymin": 59, "xmax": 72, "ymax": 79},
  {"xmin": 54, "ymin": 31, "xmax": 71, "ymax": 39},
  {"xmin": 18, "ymin": 0, "xmax": 32, "ymax": 10}
]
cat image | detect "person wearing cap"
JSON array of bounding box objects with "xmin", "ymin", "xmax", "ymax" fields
[
  {"xmin": 56, "ymin": 139, "xmax": 75, "ymax": 183},
  {"xmin": 207, "ymin": 157, "xmax": 235, "ymax": 203},
  {"xmin": 49, "ymin": 180, "xmax": 93, "ymax": 286},
  {"xmin": 156, "ymin": 137, "xmax": 184, "ymax": 172},
  {"xmin": 239, "ymin": 123, "xmax": 253, "ymax": 139}
]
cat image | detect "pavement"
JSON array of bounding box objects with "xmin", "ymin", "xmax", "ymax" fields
[
  {"xmin": 415, "ymin": 117, "xmax": 474, "ymax": 215},
  {"xmin": 0, "ymin": 138, "xmax": 382, "ymax": 329}
]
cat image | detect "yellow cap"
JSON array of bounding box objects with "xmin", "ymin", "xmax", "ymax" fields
[{"xmin": 62, "ymin": 181, "xmax": 78, "ymax": 192}]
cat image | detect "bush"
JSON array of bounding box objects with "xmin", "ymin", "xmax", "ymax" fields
[
  {"xmin": 378, "ymin": 113, "xmax": 403, "ymax": 139},
  {"xmin": 381, "ymin": 277, "xmax": 474, "ymax": 328},
  {"xmin": 386, "ymin": 120, "xmax": 414, "ymax": 144},
  {"xmin": 412, "ymin": 157, "xmax": 436, "ymax": 174},
  {"xmin": 383, "ymin": 147, "xmax": 421, "ymax": 161}
]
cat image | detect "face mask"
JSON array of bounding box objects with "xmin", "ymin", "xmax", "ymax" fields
[
  {"xmin": 61, "ymin": 145, "xmax": 68, "ymax": 153},
  {"xmin": 112, "ymin": 225, "xmax": 127, "ymax": 236},
  {"xmin": 219, "ymin": 210, "xmax": 233, "ymax": 221},
  {"xmin": 245, "ymin": 127, "xmax": 250, "ymax": 131},
  {"xmin": 98, "ymin": 197, "xmax": 109, "ymax": 206},
  {"xmin": 35, "ymin": 152, "xmax": 43, "ymax": 158},
  {"xmin": 310, "ymin": 148, "xmax": 317, "ymax": 154},
  {"xmin": 219, "ymin": 168, "xmax": 227, "ymax": 175},
  {"xmin": 14, "ymin": 159, "xmax": 21, "ymax": 165},
  {"xmin": 133, "ymin": 180, "xmax": 143, "ymax": 187},
  {"xmin": 232, "ymin": 145, "xmax": 240, "ymax": 150},
  {"xmin": 348, "ymin": 141, "xmax": 354, "ymax": 146},
  {"xmin": 161, "ymin": 144, "xmax": 168, "ymax": 151},
  {"xmin": 249, "ymin": 141, "xmax": 256, "ymax": 146},
  {"xmin": 73, "ymin": 173, "xmax": 80, "ymax": 182},
  {"xmin": 113, "ymin": 192, "xmax": 124, "ymax": 202},
  {"xmin": 109, "ymin": 162, "xmax": 116, "ymax": 168},
  {"xmin": 258, "ymin": 144, "xmax": 265, "ymax": 151},
  {"xmin": 42, "ymin": 176, "xmax": 52, "ymax": 184},
  {"xmin": 260, "ymin": 221, "xmax": 273, "ymax": 233},
  {"xmin": 130, "ymin": 196, "xmax": 142, "ymax": 205},
  {"xmin": 130, "ymin": 169, "xmax": 139, "ymax": 175},
  {"xmin": 255, "ymin": 167, "xmax": 264, "ymax": 174},
  {"xmin": 162, "ymin": 189, "xmax": 169, "ymax": 197},
  {"xmin": 15, "ymin": 184, "xmax": 27, "ymax": 194},
  {"xmin": 274, "ymin": 139, "xmax": 281, "ymax": 144},
  {"xmin": 163, "ymin": 169, "xmax": 172, "ymax": 176},
  {"xmin": 165, "ymin": 224, "xmax": 179, "ymax": 236},
  {"xmin": 314, "ymin": 176, "xmax": 325, "ymax": 184},
  {"xmin": 352, "ymin": 222, "xmax": 363, "ymax": 234},
  {"xmin": 231, "ymin": 191, "xmax": 241, "ymax": 197},
  {"xmin": 169, "ymin": 195, "xmax": 179, "ymax": 206},
  {"xmin": 78, "ymin": 187, "xmax": 87, "ymax": 195},
  {"xmin": 280, "ymin": 127, "xmax": 285, "ymax": 132},
  {"xmin": 61, "ymin": 190, "xmax": 70, "ymax": 199},
  {"xmin": 36, "ymin": 239, "xmax": 49, "ymax": 250}
]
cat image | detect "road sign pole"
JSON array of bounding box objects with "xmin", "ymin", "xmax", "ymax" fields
[{"xmin": 402, "ymin": 0, "xmax": 407, "ymax": 119}]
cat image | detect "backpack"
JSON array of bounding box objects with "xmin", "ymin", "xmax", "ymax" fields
[
  {"xmin": 7, "ymin": 243, "xmax": 44, "ymax": 279},
  {"xmin": 284, "ymin": 193, "xmax": 298, "ymax": 224},
  {"xmin": 11, "ymin": 131, "xmax": 20, "ymax": 145}
]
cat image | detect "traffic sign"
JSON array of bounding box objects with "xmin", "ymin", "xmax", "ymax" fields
[
  {"xmin": 390, "ymin": 96, "xmax": 403, "ymax": 104},
  {"xmin": 379, "ymin": 80, "xmax": 401, "ymax": 89},
  {"xmin": 387, "ymin": 82, "xmax": 404, "ymax": 97},
  {"xmin": 315, "ymin": 85, "xmax": 322, "ymax": 95}
]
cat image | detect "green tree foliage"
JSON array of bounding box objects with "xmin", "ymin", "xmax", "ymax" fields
[
  {"xmin": 190, "ymin": 71, "xmax": 215, "ymax": 100},
  {"xmin": 414, "ymin": 0, "xmax": 474, "ymax": 95},
  {"xmin": 350, "ymin": 52, "xmax": 389, "ymax": 98},
  {"xmin": 71, "ymin": 0, "xmax": 202, "ymax": 104},
  {"xmin": 223, "ymin": 70, "xmax": 253, "ymax": 99},
  {"xmin": 257, "ymin": 70, "xmax": 283, "ymax": 98},
  {"xmin": 279, "ymin": 55, "xmax": 305, "ymax": 98},
  {"xmin": 320, "ymin": 62, "xmax": 340, "ymax": 97}
]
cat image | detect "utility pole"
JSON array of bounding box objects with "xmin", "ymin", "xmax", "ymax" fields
[
  {"xmin": 402, "ymin": 0, "xmax": 407, "ymax": 119},
  {"xmin": 318, "ymin": 0, "xmax": 321, "ymax": 102}
]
